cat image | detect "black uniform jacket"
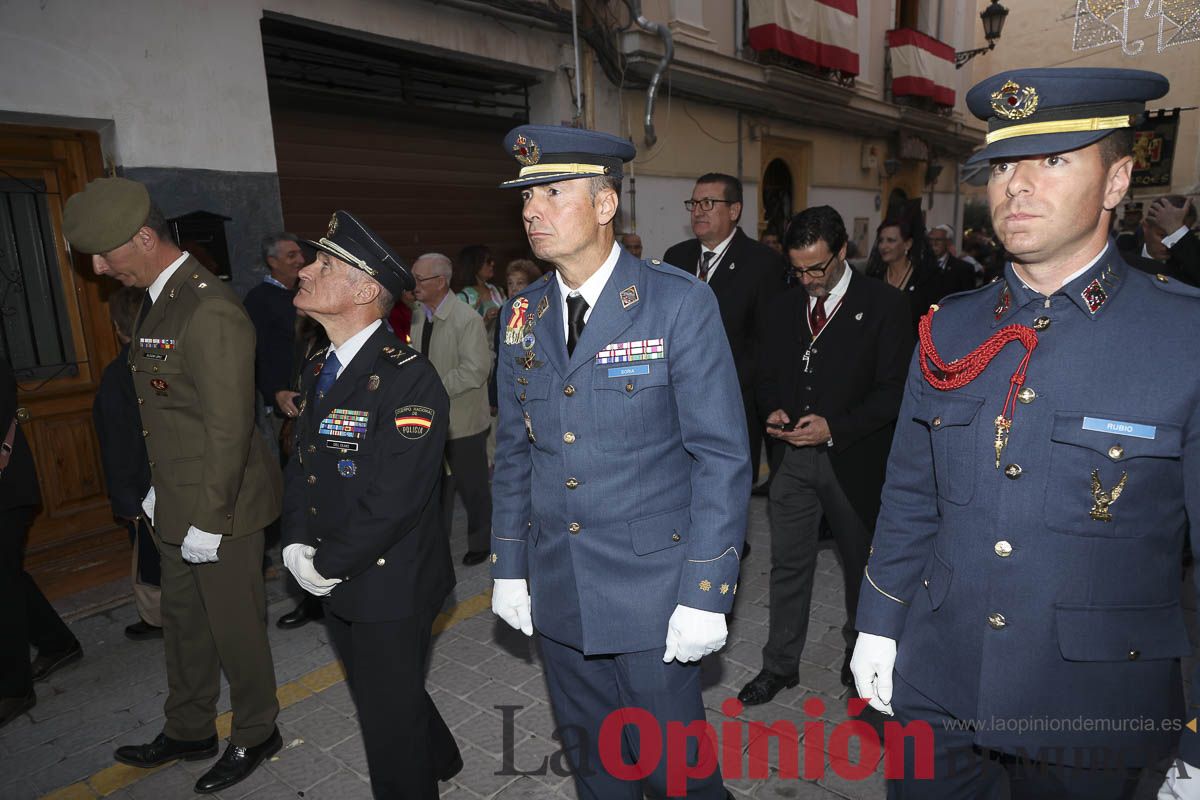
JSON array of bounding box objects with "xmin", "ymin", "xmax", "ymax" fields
[{"xmin": 282, "ymin": 325, "xmax": 454, "ymax": 623}]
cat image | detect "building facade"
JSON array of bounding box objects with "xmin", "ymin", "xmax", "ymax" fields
[{"xmin": 0, "ymin": 0, "xmax": 985, "ymax": 593}]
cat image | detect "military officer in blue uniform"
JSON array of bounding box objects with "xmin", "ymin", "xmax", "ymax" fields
[
  {"xmin": 850, "ymin": 68, "xmax": 1200, "ymax": 799},
  {"xmin": 282, "ymin": 211, "xmax": 460, "ymax": 798},
  {"xmin": 489, "ymin": 125, "xmax": 750, "ymax": 798}
]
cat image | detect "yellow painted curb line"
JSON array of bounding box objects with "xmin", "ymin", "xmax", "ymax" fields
[{"xmin": 40, "ymin": 589, "xmax": 492, "ymax": 799}]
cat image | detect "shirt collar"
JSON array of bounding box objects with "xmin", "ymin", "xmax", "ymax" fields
[
  {"xmin": 147, "ymin": 251, "xmax": 190, "ymax": 303},
  {"xmin": 808, "ymin": 261, "xmax": 852, "ymax": 310},
  {"xmin": 263, "ymin": 274, "xmax": 289, "ymax": 290},
  {"xmin": 1002, "ymin": 242, "xmax": 1121, "ymax": 321},
  {"xmin": 423, "ymin": 292, "xmax": 453, "ymax": 322},
  {"xmin": 557, "ymin": 241, "xmax": 621, "ymax": 311},
  {"xmin": 328, "ymin": 319, "xmax": 382, "ymax": 375},
  {"xmin": 701, "ymin": 227, "xmax": 738, "ymax": 259}
]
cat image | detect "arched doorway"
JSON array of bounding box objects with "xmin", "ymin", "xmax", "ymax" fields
[{"xmin": 761, "ymin": 158, "xmax": 793, "ymax": 239}]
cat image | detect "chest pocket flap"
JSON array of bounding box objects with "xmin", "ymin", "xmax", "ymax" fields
[
  {"xmin": 913, "ymin": 391, "xmax": 984, "ymax": 506},
  {"xmin": 1056, "ymin": 601, "xmax": 1191, "ymax": 661},
  {"xmin": 1050, "ymin": 413, "xmax": 1182, "ymax": 460},
  {"xmin": 516, "ymin": 373, "xmax": 551, "ymax": 403},
  {"xmin": 593, "ymin": 361, "xmax": 670, "ymax": 396}
]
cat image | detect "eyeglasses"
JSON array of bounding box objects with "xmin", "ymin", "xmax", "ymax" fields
[
  {"xmin": 684, "ymin": 198, "xmax": 736, "ymax": 212},
  {"xmin": 414, "ymin": 274, "xmax": 443, "ymax": 284},
  {"xmin": 789, "ymin": 252, "xmax": 837, "ymax": 278}
]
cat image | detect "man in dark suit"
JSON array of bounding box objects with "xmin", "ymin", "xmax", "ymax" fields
[
  {"xmin": 64, "ymin": 177, "xmax": 282, "ymax": 795},
  {"xmin": 1144, "ymin": 195, "xmax": 1198, "ymax": 286},
  {"xmin": 1, "ymin": 357, "xmax": 83, "ymax": 729},
  {"xmin": 928, "ymin": 224, "xmax": 978, "ymax": 293},
  {"xmin": 664, "ymin": 173, "xmax": 786, "ymax": 492},
  {"xmin": 93, "ymin": 286, "xmax": 161, "ymax": 641},
  {"xmin": 283, "ymin": 210, "xmax": 461, "ymax": 798},
  {"xmin": 737, "ymin": 206, "xmax": 912, "ymax": 706}
]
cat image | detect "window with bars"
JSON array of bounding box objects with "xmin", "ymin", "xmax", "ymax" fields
[{"xmin": 0, "ymin": 179, "xmax": 77, "ymax": 379}]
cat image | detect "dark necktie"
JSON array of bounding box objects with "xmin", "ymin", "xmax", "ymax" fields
[
  {"xmin": 809, "ymin": 296, "xmax": 828, "ymax": 337},
  {"xmin": 566, "ymin": 293, "xmax": 589, "ymax": 357},
  {"xmin": 420, "ymin": 316, "xmax": 434, "ymax": 356},
  {"xmin": 316, "ymin": 352, "xmax": 341, "ymax": 400},
  {"xmin": 136, "ymin": 294, "xmax": 152, "ymax": 329},
  {"xmin": 699, "ymin": 251, "xmax": 715, "ymax": 282}
]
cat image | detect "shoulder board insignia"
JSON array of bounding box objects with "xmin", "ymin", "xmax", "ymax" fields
[{"xmin": 391, "ymin": 351, "xmax": 417, "ymax": 368}]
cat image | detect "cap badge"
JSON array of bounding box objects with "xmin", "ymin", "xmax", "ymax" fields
[
  {"xmin": 326, "ymin": 213, "xmax": 339, "ymax": 237},
  {"xmin": 991, "ymin": 80, "xmax": 1040, "ymax": 121},
  {"xmin": 512, "ymin": 134, "xmax": 540, "ymax": 167}
]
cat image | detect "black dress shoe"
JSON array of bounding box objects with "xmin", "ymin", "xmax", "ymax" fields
[
  {"xmin": 31, "ymin": 640, "xmax": 82, "ymax": 682},
  {"xmin": 751, "ymin": 481, "xmax": 771, "ymax": 497},
  {"xmin": 124, "ymin": 620, "xmax": 164, "ymax": 641},
  {"xmin": 737, "ymin": 670, "xmax": 799, "ymax": 706},
  {"xmin": 438, "ymin": 750, "xmax": 464, "ymax": 781},
  {"xmin": 114, "ymin": 732, "xmax": 219, "ymax": 768},
  {"xmin": 0, "ymin": 691, "xmax": 35, "ymax": 730},
  {"xmin": 276, "ymin": 597, "xmax": 324, "ymax": 629},
  {"xmin": 462, "ymin": 550, "xmax": 490, "ymax": 567},
  {"xmin": 840, "ymin": 653, "xmax": 855, "ymax": 688},
  {"xmin": 194, "ymin": 727, "xmax": 282, "ymax": 794}
]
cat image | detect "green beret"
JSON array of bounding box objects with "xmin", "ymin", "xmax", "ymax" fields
[{"xmin": 62, "ymin": 177, "xmax": 151, "ymax": 254}]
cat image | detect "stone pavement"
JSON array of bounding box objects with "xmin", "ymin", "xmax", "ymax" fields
[{"xmin": 4, "ymin": 497, "xmax": 886, "ymax": 799}]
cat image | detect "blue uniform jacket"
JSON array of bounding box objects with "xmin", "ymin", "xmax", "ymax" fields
[
  {"xmin": 491, "ymin": 248, "xmax": 751, "ymax": 655},
  {"xmin": 857, "ymin": 246, "xmax": 1200, "ymax": 765}
]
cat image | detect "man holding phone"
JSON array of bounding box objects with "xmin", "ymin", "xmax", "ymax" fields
[{"xmin": 738, "ymin": 205, "xmax": 912, "ymax": 707}]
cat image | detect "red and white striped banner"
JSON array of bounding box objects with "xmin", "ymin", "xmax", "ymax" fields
[
  {"xmin": 887, "ymin": 28, "xmax": 956, "ymax": 107},
  {"xmin": 747, "ymin": 0, "xmax": 859, "ymax": 76}
]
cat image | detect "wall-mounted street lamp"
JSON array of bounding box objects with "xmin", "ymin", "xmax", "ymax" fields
[{"xmin": 955, "ymin": 0, "xmax": 1009, "ymax": 69}]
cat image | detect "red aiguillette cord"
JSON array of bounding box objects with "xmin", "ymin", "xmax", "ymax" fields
[{"xmin": 917, "ymin": 305, "xmax": 1039, "ymax": 469}]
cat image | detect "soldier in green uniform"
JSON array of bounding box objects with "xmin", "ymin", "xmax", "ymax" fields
[{"xmin": 64, "ymin": 178, "xmax": 282, "ymax": 796}]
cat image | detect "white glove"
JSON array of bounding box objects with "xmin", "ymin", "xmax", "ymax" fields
[
  {"xmin": 491, "ymin": 579, "xmax": 533, "ymax": 636},
  {"xmin": 181, "ymin": 526, "xmax": 222, "ymax": 563},
  {"xmin": 1159, "ymin": 760, "xmax": 1200, "ymax": 799},
  {"xmin": 141, "ymin": 487, "xmax": 156, "ymax": 526},
  {"xmin": 850, "ymin": 632, "xmax": 897, "ymax": 716},
  {"xmin": 663, "ymin": 604, "xmax": 727, "ymax": 663},
  {"xmin": 283, "ymin": 543, "xmax": 342, "ymax": 596}
]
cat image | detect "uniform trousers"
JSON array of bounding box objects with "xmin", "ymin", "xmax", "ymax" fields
[
  {"xmin": 886, "ymin": 671, "xmax": 1163, "ymax": 799},
  {"xmin": 539, "ymin": 634, "xmax": 726, "ymax": 799},
  {"xmin": 325, "ymin": 607, "xmax": 459, "ymax": 799},
  {"xmin": 0, "ymin": 508, "xmax": 76, "ymax": 697},
  {"xmin": 762, "ymin": 446, "xmax": 869, "ymax": 675},
  {"xmin": 441, "ymin": 429, "xmax": 492, "ymax": 553},
  {"xmin": 153, "ymin": 527, "xmax": 278, "ymax": 747}
]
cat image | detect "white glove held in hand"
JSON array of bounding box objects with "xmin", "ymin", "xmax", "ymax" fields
[
  {"xmin": 492, "ymin": 579, "xmax": 533, "ymax": 636},
  {"xmin": 850, "ymin": 632, "xmax": 897, "ymax": 715},
  {"xmin": 663, "ymin": 605, "xmax": 727, "ymax": 663},
  {"xmin": 141, "ymin": 487, "xmax": 156, "ymax": 526},
  {"xmin": 181, "ymin": 526, "xmax": 221, "ymax": 563},
  {"xmin": 1159, "ymin": 760, "xmax": 1200, "ymax": 799},
  {"xmin": 283, "ymin": 543, "xmax": 342, "ymax": 596}
]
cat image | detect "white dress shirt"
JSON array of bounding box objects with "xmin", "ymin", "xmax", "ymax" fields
[
  {"xmin": 807, "ymin": 260, "xmax": 852, "ymax": 317},
  {"xmin": 147, "ymin": 251, "xmax": 190, "ymax": 303},
  {"xmin": 557, "ymin": 242, "xmax": 621, "ymax": 341},
  {"xmin": 698, "ymin": 229, "xmax": 737, "ymax": 283},
  {"xmin": 1013, "ymin": 243, "xmax": 1108, "ymax": 294},
  {"xmin": 327, "ymin": 319, "xmax": 382, "ymax": 379}
]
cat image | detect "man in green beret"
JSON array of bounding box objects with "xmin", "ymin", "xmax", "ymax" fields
[{"xmin": 64, "ymin": 178, "xmax": 283, "ymax": 795}]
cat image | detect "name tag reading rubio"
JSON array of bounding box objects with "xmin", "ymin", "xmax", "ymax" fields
[
  {"xmin": 394, "ymin": 405, "xmax": 435, "ymax": 440},
  {"xmin": 595, "ymin": 338, "xmax": 665, "ymax": 365},
  {"xmin": 1081, "ymin": 417, "xmax": 1157, "ymax": 440},
  {"xmin": 320, "ymin": 408, "xmax": 369, "ymax": 447}
]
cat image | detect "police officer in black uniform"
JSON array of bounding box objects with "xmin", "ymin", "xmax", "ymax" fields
[{"xmin": 282, "ymin": 211, "xmax": 461, "ymax": 799}]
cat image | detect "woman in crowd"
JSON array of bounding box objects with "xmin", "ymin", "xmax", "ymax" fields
[
  {"xmin": 865, "ymin": 217, "xmax": 944, "ymax": 332},
  {"xmin": 453, "ymin": 245, "xmax": 505, "ymax": 335},
  {"xmin": 505, "ymin": 258, "xmax": 543, "ymax": 297}
]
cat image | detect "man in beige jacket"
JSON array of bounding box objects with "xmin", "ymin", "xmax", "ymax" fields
[
  {"xmin": 63, "ymin": 178, "xmax": 281, "ymax": 796},
  {"xmin": 410, "ymin": 253, "xmax": 493, "ymax": 566}
]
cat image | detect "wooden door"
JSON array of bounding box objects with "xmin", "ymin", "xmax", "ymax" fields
[{"xmin": 0, "ymin": 124, "xmax": 125, "ymax": 599}]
